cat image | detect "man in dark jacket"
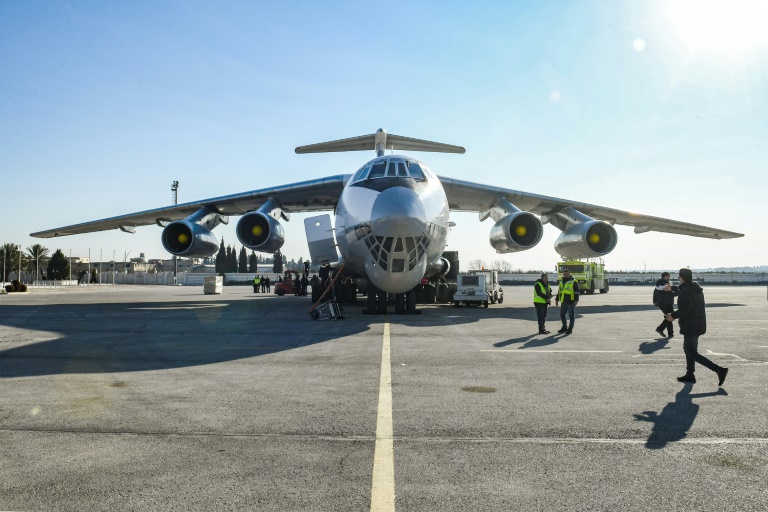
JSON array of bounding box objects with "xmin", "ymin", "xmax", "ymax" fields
[
  {"xmin": 653, "ymin": 272, "xmax": 677, "ymax": 337},
  {"xmin": 666, "ymin": 268, "xmax": 728, "ymax": 385},
  {"xmin": 533, "ymin": 273, "xmax": 553, "ymax": 334}
]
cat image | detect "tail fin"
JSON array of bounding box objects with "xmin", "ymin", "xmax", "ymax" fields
[{"xmin": 295, "ymin": 128, "xmax": 465, "ymax": 157}]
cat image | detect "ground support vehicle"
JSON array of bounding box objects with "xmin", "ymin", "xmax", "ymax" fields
[
  {"xmin": 274, "ymin": 270, "xmax": 302, "ymax": 296},
  {"xmin": 452, "ymin": 269, "xmax": 503, "ymax": 308},
  {"xmin": 557, "ymin": 258, "xmax": 609, "ymax": 294}
]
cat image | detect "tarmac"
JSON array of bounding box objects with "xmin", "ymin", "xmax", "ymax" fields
[{"xmin": 1, "ymin": 285, "xmax": 767, "ymax": 511}]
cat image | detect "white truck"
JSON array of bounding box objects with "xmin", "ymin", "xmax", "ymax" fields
[{"xmin": 452, "ymin": 269, "xmax": 503, "ymax": 308}]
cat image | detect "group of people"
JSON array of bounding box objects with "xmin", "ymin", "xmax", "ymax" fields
[
  {"xmin": 252, "ymin": 275, "xmax": 272, "ymax": 293},
  {"xmin": 532, "ymin": 268, "xmax": 728, "ymax": 386}
]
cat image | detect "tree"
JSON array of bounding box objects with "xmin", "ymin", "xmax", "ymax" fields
[
  {"xmin": 227, "ymin": 245, "xmax": 237, "ymax": 273},
  {"xmin": 1, "ymin": 243, "xmax": 22, "ymax": 282},
  {"xmin": 25, "ymin": 244, "xmax": 50, "ymax": 282},
  {"xmin": 215, "ymin": 239, "xmax": 226, "ymax": 274},
  {"xmin": 492, "ymin": 258, "xmax": 514, "ymax": 273},
  {"xmin": 47, "ymin": 249, "xmax": 70, "ymax": 280},
  {"xmin": 272, "ymin": 249, "xmax": 283, "ymax": 274},
  {"xmin": 468, "ymin": 258, "xmax": 486, "ymax": 270},
  {"xmin": 238, "ymin": 246, "xmax": 248, "ymax": 272},
  {"xmin": 249, "ymin": 251, "xmax": 257, "ymax": 272}
]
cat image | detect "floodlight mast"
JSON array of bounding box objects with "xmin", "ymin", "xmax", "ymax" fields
[{"xmin": 171, "ymin": 181, "xmax": 179, "ymax": 284}]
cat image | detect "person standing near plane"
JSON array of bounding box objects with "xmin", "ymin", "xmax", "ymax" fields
[
  {"xmin": 555, "ymin": 269, "xmax": 579, "ymax": 334},
  {"xmin": 533, "ymin": 273, "xmax": 553, "ymax": 334},
  {"xmin": 653, "ymin": 271, "xmax": 677, "ymax": 337},
  {"xmin": 253, "ymin": 275, "xmax": 259, "ymax": 294},
  {"xmin": 666, "ymin": 268, "xmax": 728, "ymax": 385}
]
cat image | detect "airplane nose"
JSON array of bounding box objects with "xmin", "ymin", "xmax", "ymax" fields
[{"xmin": 370, "ymin": 186, "xmax": 427, "ymax": 236}]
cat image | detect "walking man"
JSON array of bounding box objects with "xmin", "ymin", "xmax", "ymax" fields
[
  {"xmin": 666, "ymin": 268, "xmax": 728, "ymax": 385},
  {"xmin": 653, "ymin": 271, "xmax": 677, "ymax": 337},
  {"xmin": 533, "ymin": 273, "xmax": 553, "ymax": 334},
  {"xmin": 555, "ymin": 269, "xmax": 579, "ymax": 334}
]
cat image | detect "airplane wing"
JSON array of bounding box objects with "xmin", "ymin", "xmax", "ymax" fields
[
  {"xmin": 439, "ymin": 176, "xmax": 743, "ymax": 239},
  {"xmin": 31, "ymin": 175, "xmax": 350, "ymax": 238}
]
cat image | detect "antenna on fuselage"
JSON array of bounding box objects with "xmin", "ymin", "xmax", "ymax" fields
[{"xmin": 294, "ymin": 128, "xmax": 465, "ymax": 156}]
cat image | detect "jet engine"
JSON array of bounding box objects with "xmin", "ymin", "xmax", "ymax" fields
[
  {"xmin": 236, "ymin": 212, "xmax": 285, "ymax": 253},
  {"xmin": 161, "ymin": 206, "xmax": 226, "ymax": 258},
  {"xmin": 554, "ymin": 220, "xmax": 617, "ymax": 258},
  {"xmin": 425, "ymin": 256, "xmax": 451, "ymax": 278},
  {"xmin": 161, "ymin": 221, "xmax": 219, "ymax": 258},
  {"xmin": 489, "ymin": 212, "xmax": 544, "ymax": 253}
]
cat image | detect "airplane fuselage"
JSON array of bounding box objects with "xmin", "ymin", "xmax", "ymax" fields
[{"xmin": 335, "ymin": 155, "xmax": 449, "ymax": 294}]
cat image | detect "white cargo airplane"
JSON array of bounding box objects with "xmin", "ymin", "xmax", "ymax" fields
[{"xmin": 32, "ymin": 129, "xmax": 742, "ymax": 312}]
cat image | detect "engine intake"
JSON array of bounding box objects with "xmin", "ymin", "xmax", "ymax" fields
[
  {"xmin": 554, "ymin": 220, "xmax": 617, "ymax": 258},
  {"xmin": 161, "ymin": 221, "xmax": 219, "ymax": 258},
  {"xmin": 489, "ymin": 212, "xmax": 544, "ymax": 253},
  {"xmin": 236, "ymin": 212, "xmax": 285, "ymax": 253}
]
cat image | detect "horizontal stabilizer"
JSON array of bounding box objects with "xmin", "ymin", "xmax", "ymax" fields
[{"xmin": 295, "ymin": 128, "xmax": 465, "ymax": 156}]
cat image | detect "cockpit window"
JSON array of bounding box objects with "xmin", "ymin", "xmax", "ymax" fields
[
  {"xmin": 387, "ymin": 161, "xmax": 401, "ymax": 177},
  {"xmin": 407, "ymin": 161, "xmax": 427, "ymax": 181},
  {"xmin": 351, "ymin": 164, "xmax": 371, "ymax": 183},
  {"xmin": 368, "ymin": 161, "xmax": 387, "ymax": 179}
]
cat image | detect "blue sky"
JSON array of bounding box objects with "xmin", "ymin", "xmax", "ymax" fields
[{"xmin": 1, "ymin": 0, "xmax": 766, "ymax": 270}]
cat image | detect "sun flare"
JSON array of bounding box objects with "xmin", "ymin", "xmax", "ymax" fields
[{"xmin": 664, "ymin": 0, "xmax": 768, "ymax": 57}]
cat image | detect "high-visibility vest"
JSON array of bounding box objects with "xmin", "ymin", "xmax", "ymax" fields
[
  {"xmin": 558, "ymin": 279, "xmax": 576, "ymax": 302},
  {"xmin": 254, "ymin": 277, "xmax": 260, "ymax": 284},
  {"xmin": 533, "ymin": 281, "xmax": 550, "ymax": 304}
]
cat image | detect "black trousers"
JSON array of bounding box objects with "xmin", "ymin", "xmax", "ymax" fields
[
  {"xmin": 683, "ymin": 334, "xmax": 722, "ymax": 375},
  {"xmin": 535, "ymin": 303, "xmax": 548, "ymax": 331},
  {"xmin": 656, "ymin": 304, "xmax": 675, "ymax": 335}
]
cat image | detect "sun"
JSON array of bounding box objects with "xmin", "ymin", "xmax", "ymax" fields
[{"xmin": 663, "ymin": 0, "xmax": 768, "ymax": 57}]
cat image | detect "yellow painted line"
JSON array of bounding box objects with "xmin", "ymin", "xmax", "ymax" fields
[{"xmin": 370, "ymin": 320, "xmax": 395, "ymax": 512}]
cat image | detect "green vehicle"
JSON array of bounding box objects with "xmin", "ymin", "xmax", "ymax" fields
[{"xmin": 556, "ymin": 258, "xmax": 609, "ymax": 294}]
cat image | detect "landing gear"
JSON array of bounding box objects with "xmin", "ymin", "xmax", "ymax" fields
[
  {"xmin": 366, "ymin": 286, "xmax": 387, "ymax": 314},
  {"xmin": 395, "ymin": 293, "xmax": 405, "ymax": 314}
]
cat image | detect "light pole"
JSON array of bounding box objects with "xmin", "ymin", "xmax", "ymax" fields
[
  {"xmin": 171, "ymin": 180, "xmax": 179, "ymax": 285},
  {"xmin": 18, "ymin": 244, "xmax": 22, "ymax": 284}
]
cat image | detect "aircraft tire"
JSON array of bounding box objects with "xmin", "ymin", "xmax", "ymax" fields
[
  {"xmin": 377, "ymin": 289, "xmax": 388, "ymax": 313},
  {"xmin": 395, "ymin": 293, "xmax": 406, "ymax": 314},
  {"xmin": 406, "ymin": 289, "xmax": 417, "ymax": 313}
]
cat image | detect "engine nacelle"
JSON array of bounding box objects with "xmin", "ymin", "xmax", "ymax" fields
[
  {"xmin": 236, "ymin": 212, "xmax": 285, "ymax": 253},
  {"xmin": 425, "ymin": 257, "xmax": 450, "ymax": 278},
  {"xmin": 489, "ymin": 212, "xmax": 544, "ymax": 253},
  {"xmin": 161, "ymin": 221, "xmax": 219, "ymax": 258},
  {"xmin": 554, "ymin": 221, "xmax": 617, "ymax": 258}
]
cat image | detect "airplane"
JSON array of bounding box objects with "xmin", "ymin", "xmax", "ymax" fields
[{"xmin": 31, "ymin": 128, "xmax": 743, "ymax": 313}]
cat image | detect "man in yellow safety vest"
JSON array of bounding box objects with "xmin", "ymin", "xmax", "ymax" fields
[
  {"xmin": 533, "ymin": 273, "xmax": 553, "ymax": 334},
  {"xmin": 555, "ymin": 269, "xmax": 580, "ymax": 334}
]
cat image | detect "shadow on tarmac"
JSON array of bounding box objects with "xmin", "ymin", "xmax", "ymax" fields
[
  {"xmin": 0, "ymin": 295, "xmax": 745, "ymax": 379},
  {"xmin": 633, "ymin": 383, "xmax": 728, "ymax": 449},
  {"xmin": 638, "ymin": 338, "xmax": 672, "ymax": 354}
]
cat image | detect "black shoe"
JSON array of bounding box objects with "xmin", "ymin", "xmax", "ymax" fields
[
  {"xmin": 565, "ymin": 329, "xmax": 572, "ymax": 334},
  {"xmin": 677, "ymin": 374, "xmax": 696, "ymax": 383},
  {"xmin": 538, "ymin": 330, "xmax": 550, "ymax": 334},
  {"xmin": 655, "ymin": 327, "xmax": 665, "ymax": 337},
  {"xmin": 668, "ymin": 333, "xmax": 674, "ymax": 338},
  {"xmin": 557, "ymin": 327, "xmax": 567, "ymax": 333},
  {"xmin": 718, "ymin": 368, "xmax": 728, "ymax": 386}
]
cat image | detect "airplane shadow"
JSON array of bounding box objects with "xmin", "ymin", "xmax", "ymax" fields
[
  {"xmin": 633, "ymin": 383, "xmax": 728, "ymax": 450},
  {"xmin": 0, "ymin": 295, "xmax": 745, "ymax": 379}
]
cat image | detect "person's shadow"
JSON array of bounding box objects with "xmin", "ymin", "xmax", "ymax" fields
[
  {"xmin": 638, "ymin": 337, "xmax": 671, "ymax": 354},
  {"xmin": 493, "ymin": 332, "xmax": 568, "ymax": 349},
  {"xmin": 633, "ymin": 383, "xmax": 727, "ymax": 449}
]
